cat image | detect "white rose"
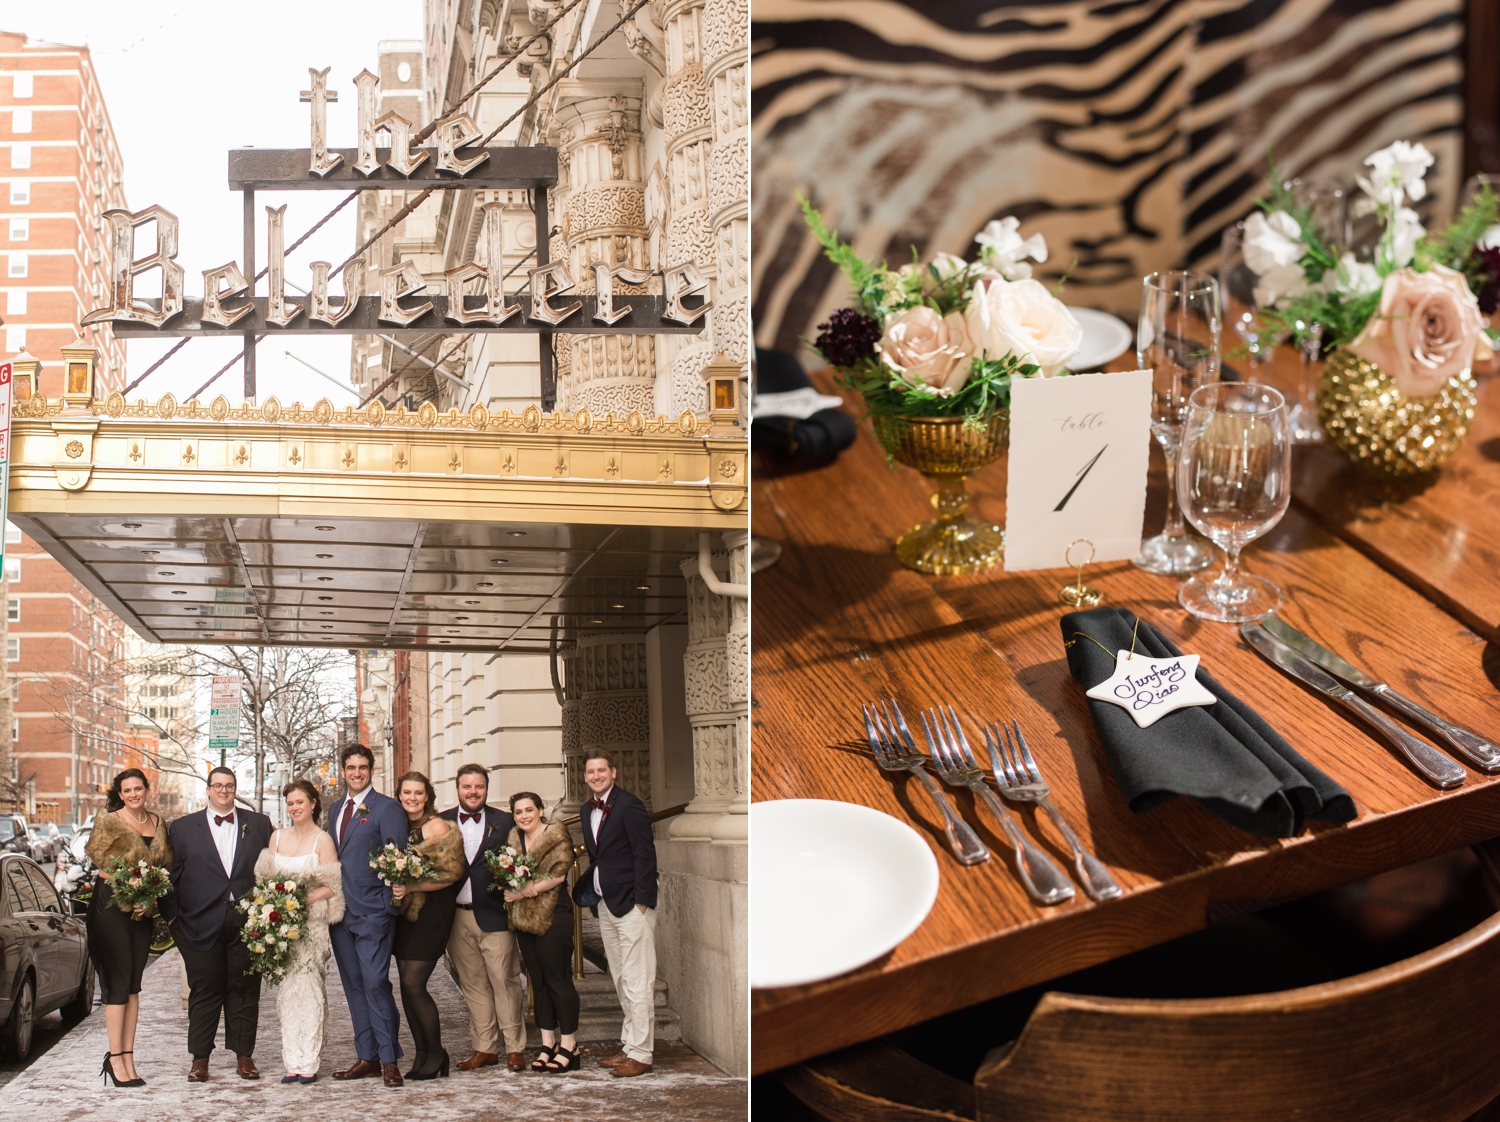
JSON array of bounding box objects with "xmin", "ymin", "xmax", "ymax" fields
[
  {"xmin": 874, "ymin": 305, "xmax": 975, "ymax": 395},
  {"xmin": 974, "ymin": 217, "xmax": 1048, "ymax": 280},
  {"xmin": 1253, "ymin": 263, "xmax": 1311, "ymax": 309},
  {"xmin": 279, "ymin": 924, "xmax": 289, "ymax": 936},
  {"xmin": 963, "ymin": 278, "xmax": 1082, "ymax": 377},
  {"xmin": 1242, "ymin": 210, "xmax": 1305, "ymax": 275}
]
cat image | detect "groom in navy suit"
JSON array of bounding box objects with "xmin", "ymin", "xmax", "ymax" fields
[{"xmin": 327, "ymin": 744, "xmax": 410, "ymax": 1086}]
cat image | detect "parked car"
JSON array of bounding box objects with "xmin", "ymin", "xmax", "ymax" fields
[
  {"xmin": 26, "ymin": 826, "xmax": 59, "ymax": 863},
  {"xmin": 0, "ymin": 817, "xmax": 29, "ymax": 858},
  {"xmin": 0, "ymin": 853, "xmax": 93, "ymax": 1059}
]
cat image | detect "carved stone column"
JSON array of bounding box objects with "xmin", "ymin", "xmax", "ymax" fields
[
  {"xmin": 560, "ymin": 632, "xmax": 652, "ymax": 816},
  {"xmin": 670, "ymin": 530, "xmax": 748, "ymax": 843},
  {"xmin": 703, "ymin": 0, "xmax": 748, "ymax": 379},
  {"xmin": 551, "ymin": 87, "xmax": 655, "ymax": 416},
  {"xmin": 656, "ymin": 0, "xmax": 717, "ymax": 415}
]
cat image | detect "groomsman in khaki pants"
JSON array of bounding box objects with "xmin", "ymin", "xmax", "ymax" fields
[
  {"xmin": 580, "ymin": 749, "xmax": 659, "ymax": 1077},
  {"xmin": 439, "ymin": 763, "xmax": 527, "ymax": 1072}
]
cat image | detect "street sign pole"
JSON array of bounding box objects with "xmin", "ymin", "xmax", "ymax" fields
[{"xmin": 209, "ymin": 673, "xmax": 242, "ymax": 768}]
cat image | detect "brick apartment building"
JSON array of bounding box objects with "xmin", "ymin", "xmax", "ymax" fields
[{"xmin": 0, "ymin": 30, "xmax": 132, "ymax": 823}]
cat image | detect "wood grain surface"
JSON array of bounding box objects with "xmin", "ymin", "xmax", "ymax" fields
[{"xmin": 751, "ymin": 368, "xmax": 1500, "ymax": 1075}]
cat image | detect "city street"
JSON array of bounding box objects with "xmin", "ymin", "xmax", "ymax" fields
[{"xmin": 2, "ymin": 948, "xmax": 745, "ymax": 1120}]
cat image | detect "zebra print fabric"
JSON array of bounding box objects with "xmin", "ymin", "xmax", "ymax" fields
[{"xmin": 752, "ymin": 0, "xmax": 1464, "ymax": 356}]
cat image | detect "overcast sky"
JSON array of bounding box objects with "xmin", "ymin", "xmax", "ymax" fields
[{"xmin": 0, "ymin": 0, "xmax": 422, "ymax": 404}]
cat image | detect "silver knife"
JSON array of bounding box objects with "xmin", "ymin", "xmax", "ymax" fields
[
  {"xmin": 1261, "ymin": 616, "xmax": 1500, "ymax": 774},
  {"xmin": 1241, "ymin": 621, "xmax": 1466, "ymax": 790}
]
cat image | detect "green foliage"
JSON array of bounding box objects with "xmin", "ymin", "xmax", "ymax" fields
[{"xmin": 1416, "ymin": 180, "xmax": 1500, "ymax": 300}]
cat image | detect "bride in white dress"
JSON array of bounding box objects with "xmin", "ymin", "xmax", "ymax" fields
[{"xmin": 252, "ymin": 780, "xmax": 343, "ymax": 1083}]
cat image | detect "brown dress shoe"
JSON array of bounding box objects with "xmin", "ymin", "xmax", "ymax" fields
[
  {"xmin": 456, "ymin": 1051, "xmax": 500, "ymax": 1070},
  {"xmin": 382, "ymin": 1062, "xmax": 404, "ymax": 1087},
  {"xmin": 237, "ymin": 1055, "xmax": 260, "ymax": 1080},
  {"xmin": 187, "ymin": 1058, "xmax": 209, "ymax": 1082},
  {"xmin": 333, "ymin": 1058, "xmax": 381, "ymax": 1080},
  {"xmin": 506, "ymin": 1052, "xmax": 526, "ymax": 1072},
  {"xmin": 598, "ymin": 1049, "xmax": 629, "ymax": 1068},
  {"xmin": 611, "ymin": 1056, "xmax": 653, "ymax": 1078}
]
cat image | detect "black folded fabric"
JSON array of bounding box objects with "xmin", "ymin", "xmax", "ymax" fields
[{"xmin": 1060, "ymin": 606, "xmax": 1356, "ymax": 838}]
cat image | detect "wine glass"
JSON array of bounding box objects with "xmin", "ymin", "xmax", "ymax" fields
[
  {"xmin": 1175, "ymin": 383, "xmax": 1292, "ymax": 623},
  {"xmin": 1219, "ymin": 222, "xmax": 1277, "ymax": 373},
  {"xmin": 1282, "ymin": 178, "xmax": 1348, "ymax": 443},
  {"xmin": 1134, "ymin": 270, "xmax": 1220, "ymax": 575}
]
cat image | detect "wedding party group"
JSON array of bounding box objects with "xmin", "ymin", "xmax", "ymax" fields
[{"xmin": 81, "ymin": 743, "xmax": 660, "ymax": 1088}]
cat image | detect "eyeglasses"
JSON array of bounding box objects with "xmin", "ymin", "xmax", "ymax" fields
[{"xmin": 207, "ymin": 783, "xmax": 236, "ymax": 792}]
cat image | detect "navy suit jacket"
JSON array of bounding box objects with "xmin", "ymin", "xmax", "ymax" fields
[
  {"xmin": 439, "ymin": 804, "xmax": 515, "ymax": 933},
  {"xmin": 328, "ymin": 787, "xmax": 408, "ymax": 925},
  {"xmin": 581, "ymin": 786, "xmax": 657, "ymax": 918},
  {"xmin": 163, "ymin": 807, "xmax": 273, "ymax": 952}
]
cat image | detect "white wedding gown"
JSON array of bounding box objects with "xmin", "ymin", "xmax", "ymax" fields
[{"xmin": 269, "ymin": 846, "xmax": 331, "ymax": 1074}]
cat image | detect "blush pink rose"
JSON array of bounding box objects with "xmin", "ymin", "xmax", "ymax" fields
[
  {"xmin": 874, "ymin": 305, "xmax": 974, "ymax": 395},
  {"xmin": 1348, "ymin": 265, "xmax": 1487, "ymax": 397}
]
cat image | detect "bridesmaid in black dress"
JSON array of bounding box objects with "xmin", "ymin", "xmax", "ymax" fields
[
  {"xmin": 390, "ymin": 771, "xmax": 465, "ymax": 1080},
  {"xmin": 84, "ymin": 768, "xmax": 172, "ymax": 1088}
]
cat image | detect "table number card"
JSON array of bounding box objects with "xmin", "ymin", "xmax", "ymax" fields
[{"xmin": 1003, "ymin": 368, "xmax": 1153, "ymax": 572}]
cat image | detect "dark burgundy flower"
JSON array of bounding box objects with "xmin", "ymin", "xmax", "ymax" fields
[
  {"xmin": 1477, "ymin": 247, "xmax": 1500, "ymax": 314},
  {"xmin": 814, "ymin": 308, "xmax": 881, "ymax": 368}
]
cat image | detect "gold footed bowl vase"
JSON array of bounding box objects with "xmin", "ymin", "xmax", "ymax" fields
[
  {"xmin": 874, "ymin": 412, "xmax": 1009, "ymax": 576},
  {"xmin": 1318, "ymin": 350, "xmax": 1477, "ymax": 478}
]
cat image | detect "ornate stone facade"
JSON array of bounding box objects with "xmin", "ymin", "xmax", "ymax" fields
[
  {"xmin": 704, "ymin": 0, "xmax": 748, "ymax": 374},
  {"xmin": 561, "ymin": 632, "xmax": 653, "ymax": 815}
]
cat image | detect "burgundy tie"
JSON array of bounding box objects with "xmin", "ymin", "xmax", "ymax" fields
[
  {"xmin": 339, "ymin": 798, "xmax": 356, "ymax": 843},
  {"xmin": 461, "ymin": 812, "xmax": 481, "ymax": 824},
  {"xmin": 215, "ymin": 814, "xmax": 234, "ymax": 827}
]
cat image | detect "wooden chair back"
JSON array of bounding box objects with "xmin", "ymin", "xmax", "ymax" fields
[{"xmin": 974, "ymin": 906, "xmax": 1500, "ymax": 1122}]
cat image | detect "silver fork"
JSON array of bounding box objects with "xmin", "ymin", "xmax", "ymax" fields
[
  {"xmin": 986, "ymin": 720, "xmax": 1121, "ymax": 902},
  {"xmin": 862, "ymin": 700, "xmax": 989, "ymax": 866},
  {"xmin": 922, "ymin": 705, "xmax": 1074, "ymax": 906}
]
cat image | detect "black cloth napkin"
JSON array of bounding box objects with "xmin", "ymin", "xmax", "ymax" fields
[{"xmin": 1061, "ymin": 606, "xmax": 1356, "ymax": 838}]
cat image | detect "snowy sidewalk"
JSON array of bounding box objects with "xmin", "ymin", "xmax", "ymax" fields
[{"xmin": 5, "ymin": 950, "xmax": 746, "ymax": 1121}]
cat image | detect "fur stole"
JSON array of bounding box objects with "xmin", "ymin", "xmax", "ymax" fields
[
  {"xmin": 504, "ymin": 823, "xmax": 575, "ymax": 936},
  {"xmin": 398, "ymin": 822, "xmax": 466, "ymax": 922},
  {"xmin": 252, "ymin": 845, "xmax": 346, "ymax": 927},
  {"xmin": 86, "ymin": 811, "xmax": 172, "ymax": 877}
]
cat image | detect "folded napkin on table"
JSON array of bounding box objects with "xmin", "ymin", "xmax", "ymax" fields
[{"xmin": 1060, "ymin": 606, "xmax": 1356, "ymax": 838}]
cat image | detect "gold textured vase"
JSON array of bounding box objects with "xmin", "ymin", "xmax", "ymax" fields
[
  {"xmin": 874, "ymin": 411, "xmax": 1010, "ymax": 575},
  {"xmin": 1318, "ymin": 350, "xmax": 1477, "ymax": 478}
]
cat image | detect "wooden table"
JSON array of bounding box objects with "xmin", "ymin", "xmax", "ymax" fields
[{"xmin": 750, "ymin": 366, "xmax": 1500, "ymax": 1075}]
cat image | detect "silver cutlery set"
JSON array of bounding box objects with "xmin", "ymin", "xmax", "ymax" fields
[
  {"xmin": 862, "ymin": 699, "xmax": 1121, "ymax": 906},
  {"xmin": 1242, "ymin": 617, "xmax": 1500, "ymax": 790}
]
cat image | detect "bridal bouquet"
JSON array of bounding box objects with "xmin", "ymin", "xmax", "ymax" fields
[
  {"xmin": 103, "ymin": 856, "xmax": 171, "ymax": 915},
  {"xmin": 369, "ymin": 841, "xmax": 432, "ymax": 887},
  {"xmin": 799, "ymin": 196, "xmax": 1081, "ymax": 448},
  {"xmin": 1241, "ymin": 141, "xmax": 1497, "ymax": 398},
  {"xmin": 237, "ymin": 876, "xmax": 307, "ymax": 984},
  {"xmin": 484, "ymin": 845, "xmax": 537, "ymax": 893}
]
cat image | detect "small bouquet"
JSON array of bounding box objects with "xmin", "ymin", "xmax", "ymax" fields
[
  {"xmin": 236, "ymin": 876, "xmax": 308, "ymax": 984},
  {"xmin": 1240, "ymin": 140, "xmax": 1496, "ymax": 398},
  {"xmin": 484, "ymin": 845, "xmax": 538, "ymax": 893},
  {"xmin": 103, "ymin": 856, "xmax": 171, "ymax": 916},
  {"xmin": 799, "ymin": 195, "xmax": 1081, "ymax": 449},
  {"xmin": 369, "ymin": 841, "xmax": 432, "ymax": 887}
]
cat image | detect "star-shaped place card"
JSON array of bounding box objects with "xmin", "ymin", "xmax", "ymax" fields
[{"xmin": 1084, "ymin": 651, "xmax": 1218, "ymax": 728}]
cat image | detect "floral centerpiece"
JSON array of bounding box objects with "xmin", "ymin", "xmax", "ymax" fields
[
  {"xmin": 236, "ymin": 876, "xmax": 307, "ymax": 984},
  {"xmin": 484, "ymin": 845, "xmax": 537, "ymax": 893},
  {"xmin": 1238, "ymin": 141, "xmax": 1497, "ymax": 476},
  {"xmin": 103, "ymin": 855, "xmax": 171, "ymax": 915},
  {"xmin": 369, "ymin": 841, "xmax": 433, "ymax": 887},
  {"xmin": 801, "ymin": 198, "xmax": 1083, "ymax": 573}
]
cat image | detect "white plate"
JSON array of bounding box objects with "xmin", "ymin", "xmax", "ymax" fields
[
  {"xmin": 750, "ymin": 799, "xmax": 940, "ymax": 989},
  {"xmin": 1067, "ymin": 306, "xmax": 1134, "ymax": 371}
]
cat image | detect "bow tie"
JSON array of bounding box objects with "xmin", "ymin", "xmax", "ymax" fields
[
  {"xmin": 215, "ymin": 814, "xmax": 235, "ymax": 827},
  {"xmin": 586, "ymin": 797, "xmax": 611, "ymax": 814},
  {"xmin": 461, "ymin": 812, "xmax": 483, "ymax": 824}
]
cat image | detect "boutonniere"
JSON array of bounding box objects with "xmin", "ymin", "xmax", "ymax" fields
[{"xmin": 240, "ymin": 823, "xmax": 249, "ymax": 839}]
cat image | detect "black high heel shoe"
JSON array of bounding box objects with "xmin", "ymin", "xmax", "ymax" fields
[
  {"xmin": 404, "ymin": 1051, "xmax": 428, "ymax": 1081},
  {"xmin": 530, "ymin": 1044, "xmax": 556, "ymax": 1072},
  {"xmin": 101, "ymin": 1052, "xmax": 144, "ymax": 1088},
  {"xmin": 407, "ymin": 1049, "xmax": 449, "ymax": 1081},
  {"xmin": 543, "ymin": 1045, "xmax": 580, "ymax": 1073}
]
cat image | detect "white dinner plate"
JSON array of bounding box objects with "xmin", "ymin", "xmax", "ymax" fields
[
  {"xmin": 1067, "ymin": 306, "xmax": 1134, "ymax": 371},
  {"xmin": 750, "ymin": 799, "xmax": 940, "ymax": 989}
]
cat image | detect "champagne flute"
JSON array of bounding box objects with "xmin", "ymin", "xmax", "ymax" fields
[
  {"xmin": 1176, "ymin": 383, "xmax": 1292, "ymax": 623},
  {"xmin": 1134, "ymin": 270, "xmax": 1220, "ymax": 575}
]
